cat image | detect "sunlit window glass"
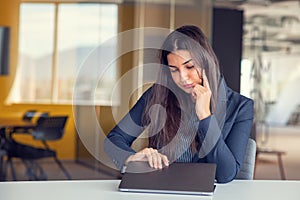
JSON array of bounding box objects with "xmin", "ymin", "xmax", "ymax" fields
[
  {"xmin": 17, "ymin": 4, "xmax": 55, "ymax": 103},
  {"xmin": 8, "ymin": 2, "xmax": 118, "ymax": 105},
  {"xmin": 56, "ymin": 4, "xmax": 118, "ymax": 104}
]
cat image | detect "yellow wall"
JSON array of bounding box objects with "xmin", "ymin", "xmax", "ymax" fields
[{"xmin": 0, "ymin": 0, "xmax": 19, "ymax": 107}]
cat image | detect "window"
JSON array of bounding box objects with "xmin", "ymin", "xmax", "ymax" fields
[{"xmin": 7, "ymin": 2, "xmax": 118, "ymax": 104}]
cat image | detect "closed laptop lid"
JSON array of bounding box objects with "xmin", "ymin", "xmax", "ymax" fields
[{"xmin": 119, "ymin": 161, "xmax": 216, "ymax": 196}]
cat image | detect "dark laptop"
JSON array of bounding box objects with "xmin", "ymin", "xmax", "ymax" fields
[{"xmin": 118, "ymin": 161, "xmax": 216, "ymax": 196}]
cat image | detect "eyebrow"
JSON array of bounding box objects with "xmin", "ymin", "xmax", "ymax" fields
[
  {"xmin": 182, "ymin": 59, "xmax": 193, "ymax": 65},
  {"xmin": 168, "ymin": 59, "xmax": 193, "ymax": 68}
]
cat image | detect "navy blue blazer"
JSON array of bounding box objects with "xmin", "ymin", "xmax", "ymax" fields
[{"xmin": 104, "ymin": 80, "xmax": 254, "ymax": 183}]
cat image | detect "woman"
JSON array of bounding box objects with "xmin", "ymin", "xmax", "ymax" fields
[{"xmin": 104, "ymin": 25, "xmax": 254, "ymax": 183}]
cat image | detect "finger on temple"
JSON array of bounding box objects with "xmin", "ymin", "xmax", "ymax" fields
[
  {"xmin": 202, "ymin": 70, "xmax": 210, "ymax": 88},
  {"xmin": 195, "ymin": 68, "xmax": 203, "ymax": 86}
]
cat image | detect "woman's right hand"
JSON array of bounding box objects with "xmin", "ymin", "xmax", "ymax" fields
[{"xmin": 125, "ymin": 148, "xmax": 169, "ymax": 169}]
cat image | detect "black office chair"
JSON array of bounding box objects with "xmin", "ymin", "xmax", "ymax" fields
[
  {"xmin": 0, "ymin": 128, "xmax": 7, "ymax": 181},
  {"xmin": 0, "ymin": 149, "xmax": 6, "ymax": 181},
  {"xmin": 22, "ymin": 110, "xmax": 38, "ymax": 122},
  {"xmin": 11, "ymin": 111, "xmax": 49, "ymax": 135},
  {"xmin": 5, "ymin": 115, "xmax": 72, "ymax": 181}
]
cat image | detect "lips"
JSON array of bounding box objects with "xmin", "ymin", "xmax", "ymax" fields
[{"xmin": 183, "ymin": 83, "xmax": 194, "ymax": 89}]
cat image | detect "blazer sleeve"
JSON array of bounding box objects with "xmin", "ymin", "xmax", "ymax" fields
[
  {"xmin": 196, "ymin": 97, "xmax": 254, "ymax": 183},
  {"xmin": 103, "ymin": 88, "xmax": 151, "ymax": 171}
]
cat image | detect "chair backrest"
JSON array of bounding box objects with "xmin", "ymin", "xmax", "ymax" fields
[
  {"xmin": 235, "ymin": 138, "xmax": 257, "ymax": 180},
  {"xmin": 32, "ymin": 116, "xmax": 68, "ymax": 141},
  {"xmin": 22, "ymin": 110, "xmax": 37, "ymax": 122},
  {"xmin": 23, "ymin": 110, "xmax": 49, "ymax": 123}
]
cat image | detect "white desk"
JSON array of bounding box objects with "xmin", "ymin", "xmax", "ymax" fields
[{"xmin": 0, "ymin": 180, "xmax": 299, "ymax": 200}]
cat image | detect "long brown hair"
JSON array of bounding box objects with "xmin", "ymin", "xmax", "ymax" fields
[{"xmin": 142, "ymin": 25, "xmax": 221, "ymax": 160}]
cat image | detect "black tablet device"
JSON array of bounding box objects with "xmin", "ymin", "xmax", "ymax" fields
[{"xmin": 119, "ymin": 162, "xmax": 216, "ymax": 196}]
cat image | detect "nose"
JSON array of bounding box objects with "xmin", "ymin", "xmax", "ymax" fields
[{"xmin": 179, "ymin": 69, "xmax": 189, "ymax": 82}]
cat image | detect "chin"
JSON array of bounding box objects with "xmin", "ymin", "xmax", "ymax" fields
[{"xmin": 181, "ymin": 88, "xmax": 193, "ymax": 94}]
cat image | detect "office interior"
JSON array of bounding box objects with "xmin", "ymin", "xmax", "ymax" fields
[{"xmin": 0, "ymin": 0, "xmax": 300, "ymax": 181}]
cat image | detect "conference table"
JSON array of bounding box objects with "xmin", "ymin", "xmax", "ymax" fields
[
  {"xmin": 0, "ymin": 119, "xmax": 36, "ymax": 151},
  {"xmin": 0, "ymin": 119, "xmax": 36, "ymax": 130},
  {"xmin": 0, "ymin": 179, "xmax": 299, "ymax": 200},
  {"xmin": 0, "ymin": 119, "xmax": 36, "ymax": 139},
  {"xmin": 0, "ymin": 119, "xmax": 36, "ymax": 170},
  {"xmin": 0, "ymin": 119, "xmax": 36, "ymax": 140}
]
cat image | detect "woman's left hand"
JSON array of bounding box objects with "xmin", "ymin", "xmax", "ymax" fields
[{"xmin": 191, "ymin": 70, "xmax": 212, "ymax": 120}]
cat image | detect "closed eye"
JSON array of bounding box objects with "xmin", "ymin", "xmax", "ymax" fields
[{"xmin": 186, "ymin": 65, "xmax": 195, "ymax": 70}]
